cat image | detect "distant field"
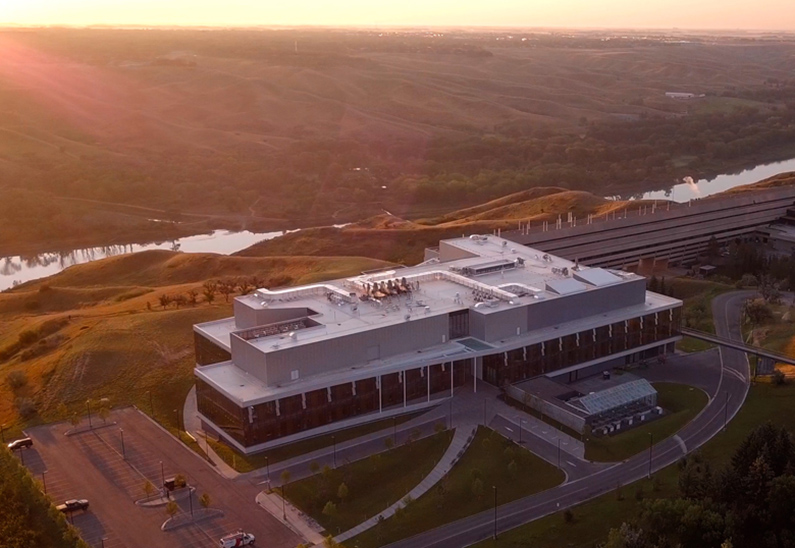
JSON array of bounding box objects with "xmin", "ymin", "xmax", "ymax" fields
[{"xmin": 3, "ymin": 28, "xmax": 795, "ymax": 254}]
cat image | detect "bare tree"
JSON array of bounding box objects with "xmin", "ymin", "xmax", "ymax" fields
[
  {"xmin": 158, "ymin": 294, "xmax": 172, "ymax": 309},
  {"xmin": 218, "ymin": 280, "xmax": 236, "ymax": 303},
  {"xmin": 202, "ymin": 281, "xmax": 217, "ymax": 304},
  {"xmin": 186, "ymin": 289, "xmax": 199, "ymax": 306}
]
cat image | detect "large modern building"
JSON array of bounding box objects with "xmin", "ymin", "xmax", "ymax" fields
[{"xmin": 194, "ymin": 236, "xmax": 682, "ymax": 453}]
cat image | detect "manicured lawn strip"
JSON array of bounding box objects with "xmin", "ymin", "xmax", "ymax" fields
[
  {"xmin": 284, "ymin": 430, "xmax": 454, "ymax": 536},
  {"xmin": 209, "ymin": 412, "xmax": 426, "ymax": 473},
  {"xmin": 584, "ymin": 382, "xmax": 709, "ymax": 462},
  {"xmin": 671, "ymin": 278, "xmax": 733, "ymax": 352},
  {"xmin": 473, "ymin": 382, "xmax": 795, "ymax": 548},
  {"xmin": 350, "ymin": 426, "xmax": 565, "ymax": 548}
]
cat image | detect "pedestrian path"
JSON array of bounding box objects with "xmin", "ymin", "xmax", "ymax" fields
[
  {"xmin": 335, "ymin": 423, "xmax": 478, "ymax": 544},
  {"xmin": 255, "ymin": 489, "xmax": 326, "ymax": 546}
]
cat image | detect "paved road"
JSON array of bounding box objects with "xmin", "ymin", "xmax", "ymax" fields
[
  {"xmin": 384, "ymin": 292, "xmax": 752, "ymax": 548},
  {"xmin": 22, "ymin": 408, "xmax": 300, "ymax": 548}
]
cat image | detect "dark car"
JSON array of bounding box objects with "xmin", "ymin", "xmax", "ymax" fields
[
  {"xmin": 7, "ymin": 438, "xmax": 33, "ymax": 451},
  {"xmin": 56, "ymin": 499, "xmax": 89, "ymax": 513}
]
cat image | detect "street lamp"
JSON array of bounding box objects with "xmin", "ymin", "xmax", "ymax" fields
[
  {"xmin": 724, "ymin": 391, "xmax": 730, "ymax": 431},
  {"xmin": 86, "ymin": 400, "xmax": 93, "ymax": 429},
  {"xmin": 281, "ymin": 485, "xmax": 287, "ymax": 520},
  {"xmin": 492, "ymin": 485, "xmax": 498, "ymax": 540},
  {"xmin": 120, "ymin": 429, "xmax": 125, "ymax": 459},
  {"xmin": 266, "ymin": 456, "xmax": 271, "ymax": 483},
  {"xmin": 648, "ymin": 432, "xmax": 653, "ymax": 479},
  {"xmin": 160, "ymin": 460, "xmax": 165, "ymax": 490}
]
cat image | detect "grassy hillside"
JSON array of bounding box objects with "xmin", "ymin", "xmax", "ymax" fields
[{"xmin": 0, "ymin": 251, "xmax": 391, "ymax": 436}]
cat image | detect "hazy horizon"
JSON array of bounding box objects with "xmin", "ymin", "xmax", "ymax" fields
[{"xmin": 3, "ymin": 0, "xmax": 795, "ymax": 32}]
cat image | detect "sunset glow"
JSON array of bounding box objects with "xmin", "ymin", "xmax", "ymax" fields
[{"xmin": 2, "ymin": 0, "xmax": 795, "ymax": 30}]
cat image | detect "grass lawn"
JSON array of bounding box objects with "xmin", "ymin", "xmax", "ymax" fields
[
  {"xmin": 285, "ymin": 430, "xmax": 454, "ymax": 536},
  {"xmin": 584, "ymin": 382, "xmax": 709, "ymax": 462},
  {"xmin": 349, "ymin": 426, "xmax": 565, "ymax": 548},
  {"xmin": 472, "ymin": 381, "xmax": 795, "ymax": 548},
  {"xmin": 669, "ymin": 277, "xmax": 733, "ymax": 352},
  {"xmin": 208, "ymin": 411, "xmax": 427, "ymax": 473}
]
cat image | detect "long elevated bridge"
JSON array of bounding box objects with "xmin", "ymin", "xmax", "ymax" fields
[{"xmin": 681, "ymin": 327, "xmax": 795, "ymax": 372}]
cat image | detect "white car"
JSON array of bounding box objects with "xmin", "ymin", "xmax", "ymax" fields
[{"xmin": 219, "ymin": 531, "xmax": 255, "ymax": 547}]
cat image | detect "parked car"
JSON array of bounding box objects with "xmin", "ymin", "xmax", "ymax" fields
[
  {"xmin": 56, "ymin": 499, "xmax": 89, "ymax": 513},
  {"xmin": 219, "ymin": 531, "xmax": 255, "ymax": 547},
  {"xmin": 7, "ymin": 438, "xmax": 33, "ymax": 451}
]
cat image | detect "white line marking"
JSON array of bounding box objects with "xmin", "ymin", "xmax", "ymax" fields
[
  {"xmin": 504, "ymin": 427, "xmax": 514, "ymax": 432},
  {"xmin": 566, "ymin": 461, "xmax": 577, "ymax": 467}
]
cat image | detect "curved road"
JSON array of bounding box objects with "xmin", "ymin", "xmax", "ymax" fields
[{"xmin": 385, "ymin": 291, "xmax": 753, "ymax": 548}]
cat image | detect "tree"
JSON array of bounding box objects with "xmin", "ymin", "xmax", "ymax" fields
[
  {"xmin": 143, "ymin": 480, "xmax": 155, "ymax": 500},
  {"xmin": 337, "ymin": 482, "xmax": 349, "ymax": 503},
  {"xmin": 740, "ymin": 273, "xmax": 759, "ymax": 288},
  {"xmin": 173, "ymin": 474, "xmax": 187, "ymax": 489},
  {"xmin": 237, "ymin": 277, "xmax": 253, "ymax": 295},
  {"xmin": 202, "ymin": 281, "xmax": 217, "ymax": 304},
  {"xmin": 56, "ymin": 402, "xmax": 69, "ymax": 420},
  {"xmin": 199, "ymin": 492, "xmax": 211, "ymax": 509},
  {"xmin": 707, "ymin": 235, "xmax": 720, "ymax": 259},
  {"xmin": 165, "ymin": 500, "xmax": 179, "ymax": 519},
  {"xmin": 309, "ymin": 461, "xmax": 320, "ymax": 475},
  {"xmin": 743, "ymin": 298, "xmax": 773, "ymax": 327},
  {"xmin": 97, "ymin": 405, "xmax": 110, "ymax": 425},
  {"xmin": 6, "ymin": 370, "xmax": 27, "ymax": 391},
  {"xmin": 218, "ymin": 280, "xmax": 236, "ymax": 303},
  {"xmin": 186, "ymin": 289, "xmax": 199, "ymax": 306},
  {"xmin": 434, "ymin": 421, "xmax": 447, "ymax": 433},
  {"xmin": 471, "ymin": 477, "xmax": 484, "ymax": 498},
  {"xmin": 158, "ymin": 294, "xmax": 171, "ymax": 309},
  {"xmin": 322, "ymin": 501, "xmax": 337, "ymax": 517}
]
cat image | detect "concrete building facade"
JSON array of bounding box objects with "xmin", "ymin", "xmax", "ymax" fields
[{"xmin": 193, "ymin": 236, "xmax": 682, "ymax": 454}]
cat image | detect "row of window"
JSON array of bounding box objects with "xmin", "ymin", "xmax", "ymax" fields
[
  {"xmin": 197, "ymin": 360, "xmax": 471, "ymax": 447},
  {"xmin": 483, "ymin": 310, "xmax": 680, "ymax": 386}
]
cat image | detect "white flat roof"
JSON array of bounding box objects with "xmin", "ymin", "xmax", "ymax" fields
[
  {"xmin": 195, "ymin": 236, "xmax": 647, "ymax": 351},
  {"xmin": 196, "ymin": 290, "xmax": 680, "ymax": 406}
]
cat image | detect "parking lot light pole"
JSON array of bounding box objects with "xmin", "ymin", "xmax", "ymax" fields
[
  {"xmin": 86, "ymin": 400, "xmax": 93, "ymax": 429},
  {"xmin": 492, "ymin": 485, "xmax": 498, "ymax": 540},
  {"xmin": 42, "ymin": 471, "xmax": 47, "ymax": 494},
  {"xmin": 189, "ymin": 488, "xmax": 194, "ymax": 517},
  {"xmin": 160, "ymin": 461, "xmax": 165, "ymax": 491},
  {"xmin": 281, "ymin": 486, "xmax": 287, "ymax": 520},
  {"xmin": 120, "ymin": 429, "xmax": 125, "ymax": 459},
  {"xmin": 266, "ymin": 456, "xmax": 270, "ymax": 483}
]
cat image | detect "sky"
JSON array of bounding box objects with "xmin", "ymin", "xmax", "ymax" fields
[{"xmin": 2, "ymin": 0, "xmax": 795, "ymax": 30}]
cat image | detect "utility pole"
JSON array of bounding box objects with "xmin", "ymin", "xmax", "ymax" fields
[
  {"xmin": 724, "ymin": 391, "xmax": 730, "ymax": 431},
  {"xmin": 648, "ymin": 432, "xmax": 653, "ymax": 479},
  {"xmin": 492, "ymin": 485, "xmax": 498, "ymax": 540},
  {"xmin": 558, "ymin": 438, "xmax": 561, "ymax": 470}
]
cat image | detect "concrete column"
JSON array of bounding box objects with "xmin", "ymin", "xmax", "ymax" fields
[{"xmin": 403, "ymin": 370, "xmax": 407, "ymax": 408}]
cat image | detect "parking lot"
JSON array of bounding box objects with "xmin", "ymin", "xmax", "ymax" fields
[{"xmin": 18, "ymin": 407, "xmax": 300, "ymax": 548}]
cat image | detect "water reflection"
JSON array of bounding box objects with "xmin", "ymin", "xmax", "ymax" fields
[
  {"xmin": 0, "ymin": 228, "xmax": 313, "ymax": 291},
  {"xmin": 614, "ymin": 157, "xmax": 795, "ymax": 202}
]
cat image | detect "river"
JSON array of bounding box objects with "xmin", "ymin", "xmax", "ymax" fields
[
  {"xmin": 627, "ymin": 157, "xmax": 795, "ymax": 202},
  {"xmin": 0, "ymin": 227, "xmax": 312, "ymax": 291},
  {"xmin": 3, "ymin": 157, "xmax": 795, "ymax": 291}
]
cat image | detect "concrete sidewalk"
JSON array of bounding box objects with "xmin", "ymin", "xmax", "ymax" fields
[{"xmin": 256, "ymin": 489, "xmax": 326, "ymax": 546}]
